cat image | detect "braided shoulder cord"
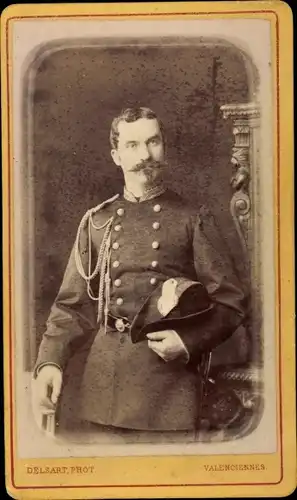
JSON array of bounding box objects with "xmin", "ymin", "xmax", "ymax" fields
[
  {"xmin": 97, "ymin": 236, "xmax": 111, "ymax": 324},
  {"xmin": 75, "ymin": 215, "xmax": 113, "ymax": 284},
  {"xmin": 74, "ymin": 194, "xmax": 119, "ymax": 317}
]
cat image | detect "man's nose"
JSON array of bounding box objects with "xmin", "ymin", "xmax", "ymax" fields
[{"xmin": 138, "ymin": 144, "xmax": 151, "ymax": 161}]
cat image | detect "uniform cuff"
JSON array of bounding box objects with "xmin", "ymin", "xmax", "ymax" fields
[{"xmin": 33, "ymin": 362, "xmax": 63, "ymax": 379}]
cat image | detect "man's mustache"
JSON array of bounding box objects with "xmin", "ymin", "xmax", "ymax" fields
[{"xmin": 132, "ymin": 159, "xmax": 167, "ymax": 173}]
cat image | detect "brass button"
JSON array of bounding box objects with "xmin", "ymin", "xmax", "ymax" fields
[
  {"xmin": 117, "ymin": 208, "xmax": 125, "ymax": 216},
  {"xmin": 152, "ymin": 221, "xmax": 160, "ymax": 230},
  {"xmin": 153, "ymin": 204, "xmax": 161, "ymax": 213},
  {"xmin": 113, "ymin": 260, "xmax": 120, "ymax": 268},
  {"xmin": 116, "ymin": 297, "xmax": 123, "ymax": 306},
  {"xmin": 152, "ymin": 241, "xmax": 159, "ymax": 249},
  {"xmin": 150, "ymin": 277, "xmax": 157, "ymax": 285},
  {"xmin": 151, "ymin": 260, "xmax": 158, "ymax": 268},
  {"xmin": 114, "ymin": 224, "xmax": 121, "ymax": 232},
  {"xmin": 114, "ymin": 279, "xmax": 121, "ymax": 287},
  {"xmin": 112, "ymin": 242, "xmax": 119, "ymax": 250}
]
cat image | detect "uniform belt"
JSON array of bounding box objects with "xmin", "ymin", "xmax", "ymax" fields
[{"xmin": 107, "ymin": 316, "xmax": 131, "ymax": 333}]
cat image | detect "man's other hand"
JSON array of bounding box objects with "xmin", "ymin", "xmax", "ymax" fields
[
  {"xmin": 147, "ymin": 330, "xmax": 189, "ymax": 362},
  {"xmin": 31, "ymin": 365, "xmax": 62, "ymax": 430}
]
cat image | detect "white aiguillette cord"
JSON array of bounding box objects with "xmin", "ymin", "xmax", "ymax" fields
[{"xmin": 74, "ymin": 194, "xmax": 119, "ymax": 330}]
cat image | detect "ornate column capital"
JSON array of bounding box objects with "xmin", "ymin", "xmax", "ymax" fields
[{"xmin": 220, "ymin": 102, "xmax": 260, "ymax": 122}]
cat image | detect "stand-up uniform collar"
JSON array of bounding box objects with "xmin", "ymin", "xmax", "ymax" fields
[{"xmin": 123, "ymin": 184, "xmax": 167, "ymax": 203}]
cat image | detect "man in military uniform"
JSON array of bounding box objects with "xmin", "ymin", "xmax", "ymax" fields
[{"xmin": 34, "ymin": 107, "xmax": 246, "ymax": 433}]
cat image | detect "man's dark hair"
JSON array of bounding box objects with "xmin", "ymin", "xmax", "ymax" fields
[{"xmin": 110, "ymin": 107, "xmax": 165, "ymax": 149}]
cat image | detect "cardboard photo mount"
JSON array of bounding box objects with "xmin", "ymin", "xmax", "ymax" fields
[{"xmin": 1, "ymin": 1, "xmax": 295, "ymax": 498}]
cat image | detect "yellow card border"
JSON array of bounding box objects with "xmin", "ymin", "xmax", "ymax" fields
[{"xmin": 1, "ymin": 2, "xmax": 295, "ymax": 498}]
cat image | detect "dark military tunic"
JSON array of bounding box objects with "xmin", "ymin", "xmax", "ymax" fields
[{"xmin": 36, "ymin": 189, "xmax": 246, "ymax": 430}]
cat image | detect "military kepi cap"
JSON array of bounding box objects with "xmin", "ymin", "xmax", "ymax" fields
[{"xmin": 130, "ymin": 277, "xmax": 213, "ymax": 343}]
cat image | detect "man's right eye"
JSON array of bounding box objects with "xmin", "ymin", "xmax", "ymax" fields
[{"xmin": 127, "ymin": 142, "xmax": 138, "ymax": 149}]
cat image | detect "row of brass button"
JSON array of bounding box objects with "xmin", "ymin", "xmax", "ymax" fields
[{"xmin": 112, "ymin": 203, "xmax": 162, "ymax": 305}]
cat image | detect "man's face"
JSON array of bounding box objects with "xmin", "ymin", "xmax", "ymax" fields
[{"xmin": 111, "ymin": 118, "xmax": 166, "ymax": 184}]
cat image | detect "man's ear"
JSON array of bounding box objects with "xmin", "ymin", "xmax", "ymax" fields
[{"xmin": 111, "ymin": 149, "xmax": 121, "ymax": 166}]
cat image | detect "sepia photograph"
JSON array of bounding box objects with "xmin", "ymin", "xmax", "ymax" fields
[
  {"xmin": 24, "ymin": 29, "xmax": 264, "ymax": 451},
  {"xmin": 9, "ymin": 6, "xmax": 274, "ymax": 454},
  {"xmin": 2, "ymin": 2, "xmax": 295, "ymax": 498}
]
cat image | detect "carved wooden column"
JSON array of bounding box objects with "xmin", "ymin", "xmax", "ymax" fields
[
  {"xmin": 220, "ymin": 102, "xmax": 260, "ymax": 255},
  {"xmin": 220, "ymin": 102, "xmax": 262, "ymax": 363},
  {"xmin": 218, "ymin": 102, "xmax": 263, "ymax": 437}
]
